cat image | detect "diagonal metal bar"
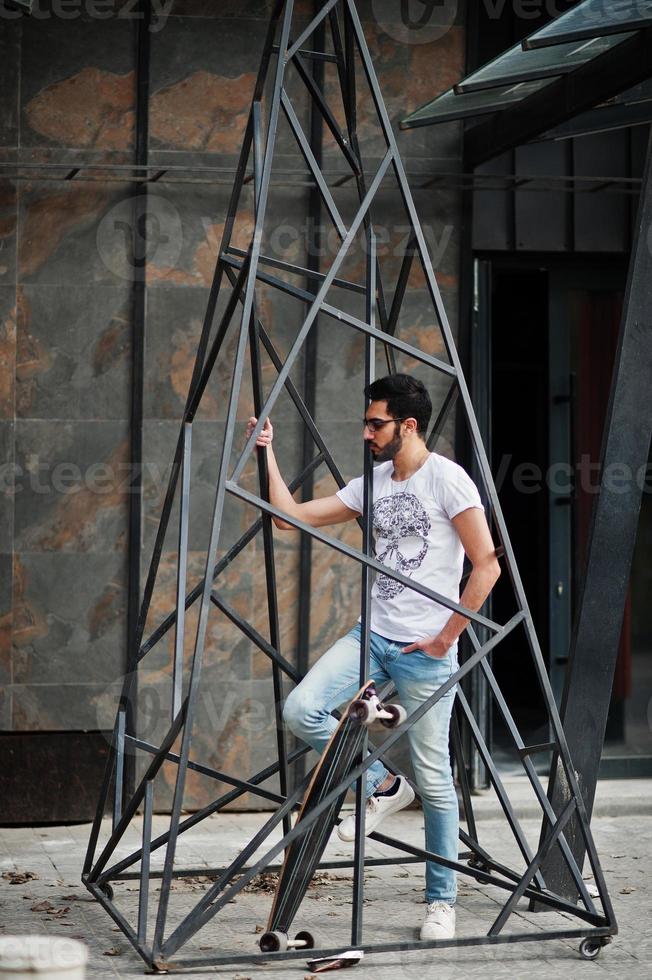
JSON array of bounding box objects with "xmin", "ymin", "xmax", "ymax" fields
[
  {"xmin": 84, "ymin": 880, "xmax": 151, "ymax": 966},
  {"xmin": 90, "ymin": 701, "xmax": 188, "ymax": 881},
  {"xmin": 113, "ymin": 709, "xmax": 125, "ymax": 829},
  {"xmin": 126, "ymin": 736, "xmax": 287, "ymax": 805},
  {"xmin": 172, "ymin": 423, "xmax": 191, "ymax": 719},
  {"xmin": 339, "ymin": 3, "xmax": 393, "ymax": 372},
  {"xmin": 288, "ymin": 44, "xmax": 361, "ymax": 174},
  {"xmin": 252, "ymin": 100, "xmax": 263, "ymax": 215},
  {"xmin": 427, "ymin": 382, "xmax": 459, "ymax": 450},
  {"xmin": 227, "ymin": 482, "xmax": 505, "ymax": 632},
  {"xmin": 162, "ymin": 926, "xmax": 615, "ymax": 972},
  {"xmin": 450, "ymin": 705, "xmax": 479, "ymax": 851},
  {"xmin": 280, "ymin": 90, "xmax": 347, "ymax": 238},
  {"xmin": 386, "ymin": 231, "xmax": 417, "ymax": 336},
  {"xmin": 351, "ymin": 227, "xmax": 376, "ymax": 945},
  {"xmin": 224, "ymin": 262, "xmax": 356, "ymax": 502},
  {"xmin": 472, "ymin": 637, "xmax": 597, "ymax": 915},
  {"xmin": 231, "ymin": 148, "xmax": 393, "ymax": 484},
  {"xmin": 163, "ymin": 777, "xmax": 310, "ymax": 954},
  {"xmin": 247, "ymin": 293, "xmax": 291, "ymax": 839},
  {"xmin": 97, "ymin": 742, "xmax": 312, "ymax": 883},
  {"xmin": 137, "ymin": 779, "xmax": 153, "ymax": 945},
  {"xmin": 488, "ymin": 797, "xmax": 577, "ymax": 937},
  {"xmin": 286, "ymin": 0, "xmax": 340, "ymax": 62},
  {"xmin": 83, "ymin": 716, "xmax": 119, "ymax": 875},
  {"xmin": 210, "ymin": 590, "xmax": 301, "ymax": 683},
  {"xmin": 138, "ymin": 453, "xmax": 324, "ymax": 660},
  {"xmin": 368, "ymin": 828, "xmax": 603, "ymax": 925},
  {"xmin": 455, "ymin": 688, "xmax": 545, "ymax": 889},
  {"xmin": 273, "ymin": 43, "xmax": 338, "ymax": 63},
  {"xmin": 226, "ymin": 245, "xmax": 366, "ymax": 294}
]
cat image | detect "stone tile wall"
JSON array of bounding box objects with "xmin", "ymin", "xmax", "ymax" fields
[{"xmin": 0, "ymin": 0, "xmax": 465, "ymax": 811}]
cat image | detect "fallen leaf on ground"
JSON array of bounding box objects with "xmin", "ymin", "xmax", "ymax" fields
[
  {"xmin": 47, "ymin": 907, "xmax": 70, "ymax": 917},
  {"xmin": 31, "ymin": 900, "xmax": 54, "ymax": 912},
  {"xmin": 103, "ymin": 947, "xmax": 123, "ymax": 956},
  {"xmin": 620, "ymin": 886, "xmax": 636, "ymax": 894},
  {"xmin": 254, "ymin": 925, "xmax": 264, "ymax": 933},
  {"xmin": 3, "ymin": 871, "xmax": 39, "ymax": 885}
]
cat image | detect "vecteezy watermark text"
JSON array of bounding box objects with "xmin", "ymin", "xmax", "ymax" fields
[
  {"xmin": 0, "ymin": 460, "xmax": 167, "ymax": 496},
  {"xmin": 373, "ymin": 1, "xmax": 645, "ymax": 45},
  {"xmin": 95, "ymin": 194, "xmax": 456, "ymax": 282},
  {"xmin": 2, "ymin": 455, "xmax": 651, "ymax": 500},
  {"xmin": 0, "ymin": 0, "xmax": 173, "ymax": 32}
]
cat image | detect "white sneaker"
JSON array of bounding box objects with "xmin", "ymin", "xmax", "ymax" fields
[
  {"xmin": 337, "ymin": 776, "xmax": 415, "ymax": 842},
  {"xmin": 420, "ymin": 901, "xmax": 456, "ymax": 941}
]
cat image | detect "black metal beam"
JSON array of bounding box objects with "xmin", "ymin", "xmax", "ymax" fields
[
  {"xmin": 123, "ymin": 0, "xmax": 151, "ymax": 806},
  {"xmin": 539, "ymin": 128, "xmax": 652, "ymax": 900},
  {"xmin": 296, "ymin": 5, "xmax": 325, "ymax": 788},
  {"xmin": 464, "ymin": 28, "xmax": 652, "ymax": 168}
]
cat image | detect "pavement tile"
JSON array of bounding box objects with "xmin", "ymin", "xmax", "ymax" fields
[{"xmin": 0, "ymin": 804, "xmax": 650, "ymax": 979}]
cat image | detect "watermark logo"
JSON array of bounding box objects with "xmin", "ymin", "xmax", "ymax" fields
[
  {"xmin": 372, "ymin": 0, "xmax": 458, "ymax": 44},
  {"xmin": 396, "ymin": 941, "xmax": 461, "ymax": 980},
  {"xmin": 96, "ymin": 194, "xmax": 183, "ymax": 282},
  {"xmin": 0, "ymin": 0, "xmax": 173, "ymax": 32}
]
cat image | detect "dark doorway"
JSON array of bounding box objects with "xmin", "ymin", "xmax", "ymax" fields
[
  {"xmin": 490, "ymin": 266, "xmax": 550, "ymax": 755},
  {"xmin": 482, "ymin": 258, "xmax": 649, "ymax": 772}
]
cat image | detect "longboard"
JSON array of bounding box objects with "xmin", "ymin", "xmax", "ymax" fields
[{"xmin": 259, "ymin": 680, "xmax": 406, "ymax": 953}]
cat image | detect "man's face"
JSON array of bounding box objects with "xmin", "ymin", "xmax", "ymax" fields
[{"xmin": 364, "ymin": 400, "xmax": 403, "ymax": 462}]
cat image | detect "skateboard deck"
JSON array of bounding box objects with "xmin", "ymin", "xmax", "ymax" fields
[{"xmin": 259, "ymin": 680, "xmax": 405, "ymax": 953}]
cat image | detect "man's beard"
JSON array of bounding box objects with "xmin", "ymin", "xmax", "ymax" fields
[{"xmin": 373, "ymin": 425, "xmax": 402, "ymax": 463}]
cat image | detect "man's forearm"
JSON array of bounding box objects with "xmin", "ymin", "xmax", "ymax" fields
[
  {"xmin": 264, "ymin": 445, "xmax": 299, "ymax": 524},
  {"xmin": 436, "ymin": 561, "xmax": 500, "ymax": 651}
]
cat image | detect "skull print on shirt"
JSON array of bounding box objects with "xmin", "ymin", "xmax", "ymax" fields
[{"xmin": 372, "ymin": 492, "xmax": 431, "ymax": 599}]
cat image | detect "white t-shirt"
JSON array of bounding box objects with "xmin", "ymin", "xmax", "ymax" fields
[{"xmin": 336, "ymin": 453, "xmax": 484, "ymax": 643}]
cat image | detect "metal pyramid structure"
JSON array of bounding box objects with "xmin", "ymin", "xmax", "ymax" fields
[{"xmin": 83, "ymin": 0, "xmax": 617, "ymax": 971}]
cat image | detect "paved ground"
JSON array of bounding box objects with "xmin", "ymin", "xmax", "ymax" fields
[{"xmin": 0, "ymin": 777, "xmax": 650, "ymax": 979}]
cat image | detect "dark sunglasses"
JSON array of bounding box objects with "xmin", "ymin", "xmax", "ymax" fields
[{"xmin": 363, "ymin": 417, "xmax": 409, "ymax": 432}]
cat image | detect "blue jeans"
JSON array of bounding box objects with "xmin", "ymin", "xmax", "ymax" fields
[{"xmin": 283, "ymin": 624, "xmax": 459, "ymax": 904}]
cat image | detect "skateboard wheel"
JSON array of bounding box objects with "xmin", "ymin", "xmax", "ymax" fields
[
  {"xmin": 294, "ymin": 930, "xmax": 316, "ymax": 950},
  {"xmin": 349, "ymin": 699, "xmax": 371, "ymax": 723},
  {"xmin": 259, "ymin": 930, "xmax": 287, "ymax": 953},
  {"xmin": 380, "ymin": 704, "xmax": 407, "ymax": 728}
]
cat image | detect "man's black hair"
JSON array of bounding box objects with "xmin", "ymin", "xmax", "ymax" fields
[{"xmin": 364, "ymin": 373, "xmax": 432, "ymax": 436}]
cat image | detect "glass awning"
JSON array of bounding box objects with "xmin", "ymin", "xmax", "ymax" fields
[
  {"xmin": 456, "ymin": 33, "xmax": 631, "ymax": 94},
  {"xmin": 402, "ymin": 0, "xmax": 652, "ymax": 132},
  {"xmin": 524, "ymin": 0, "xmax": 652, "ymax": 49},
  {"xmin": 541, "ymin": 79, "xmax": 652, "ymax": 139},
  {"xmin": 402, "ymin": 80, "xmax": 551, "ymax": 130}
]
